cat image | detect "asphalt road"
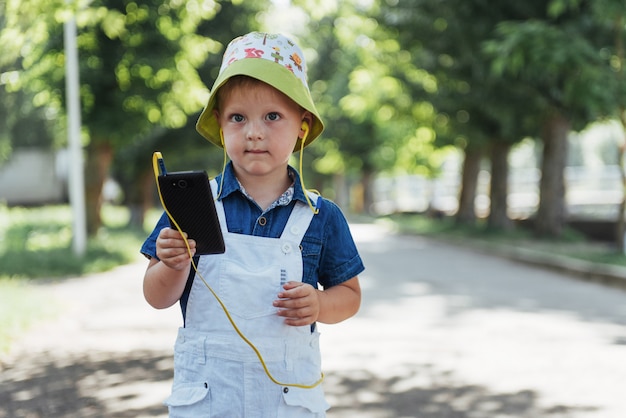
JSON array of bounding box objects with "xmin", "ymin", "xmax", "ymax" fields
[{"xmin": 2, "ymin": 222, "xmax": 626, "ymax": 417}]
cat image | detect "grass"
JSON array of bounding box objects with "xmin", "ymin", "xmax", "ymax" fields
[
  {"xmin": 0, "ymin": 203, "xmax": 158, "ymax": 354},
  {"xmin": 0, "ymin": 204, "xmax": 154, "ymax": 279},
  {"xmin": 382, "ymin": 213, "xmax": 626, "ymax": 268},
  {"xmin": 0, "ymin": 280, "xmax": 57, "ymax": 354}
]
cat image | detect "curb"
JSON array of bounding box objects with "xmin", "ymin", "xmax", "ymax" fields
[
  {"xmin": 499, "ymin": 245, "xmax": 626, "ymax": 290},
  {"xmin": 445, "ymin": 238, "xmax": 626, "ymax": 291},
  {"xmin": 377, "ymin": 218, "xmax": 626, "ymax": 291}
]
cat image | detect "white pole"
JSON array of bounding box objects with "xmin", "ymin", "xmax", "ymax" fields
[{"xmin": 64, "ymin": 11, "xmax": 87, "ymax": 256}]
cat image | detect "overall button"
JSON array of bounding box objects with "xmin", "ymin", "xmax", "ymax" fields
[
  {"xmin": 281, "ymin": 243, "xmax": 292, "ymax": 254},
  {"xmin": 258, "ymin": 217, "xmax": 267, "ymax": 226}
]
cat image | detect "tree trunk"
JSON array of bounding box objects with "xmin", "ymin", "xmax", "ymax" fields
[
  {"xmin": 614, "ymin": 15, "xmax": 626, "ymax": 253},
  {"xmin": 84, "ymin": 142, "xmax": 114, "ymax": 236},
  {"xmin": 488, "ymin": 141, "xmax": 513, "ymax": 230},
  {"xmin": 535, "ymin": 111, "xmax": 569, "ymax": 238},
  {"xmin": 456, "ymin": 146, "xmax": 483, "ymax": 225},
  {"xmin": 617, "ymin": 141, "xmax": 626, "ymax": 252},
  {"xmin": 128, "ymin": 168, "xmax": 155, "ymax": 229},
  {"xmin": 333, "ymin": 172, "xmax": 349, "ymax": 210},
  {"xmin": 362, "ymin": 168, "xmax": 375, "ymax": 215}
]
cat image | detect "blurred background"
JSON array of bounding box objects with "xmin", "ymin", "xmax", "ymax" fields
[
  {"xmin": 3, "ymin": 2, "xmax": 626, "ymax": 416},
  {"xmin": 1, "ymin": 0, "xmax": 625, "ymax": 273}
]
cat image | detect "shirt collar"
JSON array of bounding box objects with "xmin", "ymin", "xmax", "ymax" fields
[{"xmin": 217, "ymin": 161, "xmax": 310, "ymax": 206}]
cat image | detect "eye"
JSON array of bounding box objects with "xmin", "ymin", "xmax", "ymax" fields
[
  {"xmin": 229, "ymin": 114, "xmax": 245, "ymax": 123},
  {"xmin": 266, "ymin": 112, "xmax": 280, "ymax": 121}
]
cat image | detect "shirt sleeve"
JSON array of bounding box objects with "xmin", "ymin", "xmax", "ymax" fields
[
  {"xmin": 317, "ymin": 199, "xmax": 365, "ymax": 288},
  {"xmin": 140, "ymin": 211, "xmax": 170, "ymax": 259}
]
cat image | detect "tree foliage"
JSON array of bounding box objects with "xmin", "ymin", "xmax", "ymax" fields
[
  {"xmin": 1, "ymin": 0, "xmax": 264, "ymax": 234},
  {"xmin": 292, "ymin": 0, "xmax": 445, "ymax": 211},
  {"xmin": 0, "ymin": 0, "xmax": 63, "ymax": 161},
  {"xmin": 483, "ymin": 0, "xmax": 621, "ymax": 236}
]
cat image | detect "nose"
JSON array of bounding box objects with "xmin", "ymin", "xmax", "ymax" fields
[{"xmin": 246, "ymin": 120, "xmax": 264, "ymax": 141}]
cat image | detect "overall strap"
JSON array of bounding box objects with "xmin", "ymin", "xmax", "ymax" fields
[
  {"xmin": 280, "ymin": 192, "xmax": 319, "ymax": 243},
  {"xmin": 210, "ymin": 179, "xmax": 228, "ymax": 230}
]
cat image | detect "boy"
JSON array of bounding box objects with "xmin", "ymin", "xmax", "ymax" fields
[{"xmin": 141, "ymin": 32, "xmax": 364, "ymax": 417}]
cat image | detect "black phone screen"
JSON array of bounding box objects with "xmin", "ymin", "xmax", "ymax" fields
[{"xmin": 157, "ymin": 171, "xmax": 225, "ymax": 255}]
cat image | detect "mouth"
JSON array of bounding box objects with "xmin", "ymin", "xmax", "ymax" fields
[{"xmin": 246, "ymin": 149, "xmax": 267, "ymax": 154}]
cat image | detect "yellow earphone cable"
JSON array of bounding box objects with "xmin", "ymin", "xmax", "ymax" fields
[
  {"xmin": 216, "ymin": 129, "xmax": 227, "ymax": 201},
  {"xmin": 152, "ymin": 151, "xmax": 323, "ymax": 389},
  {"xmin": 298, "ymin": 123, "xmax": 320, "ymax": 214}
]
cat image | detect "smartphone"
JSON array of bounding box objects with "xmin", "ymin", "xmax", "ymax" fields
[{"xmin": 157, "ymin": 170, "xmax": 225, "ymax": 255}]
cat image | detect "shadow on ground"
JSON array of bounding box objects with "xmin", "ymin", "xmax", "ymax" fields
[
  {"xmin": 0, "ymin": 351, "xmax": 596, "ymax": 418},
  {"xmin": 325, "ymin": 366, "xmax": 597, "ymax": 418},
  {"xmin": 0, "ymin": 350, "xmax": 173, "ymax": 418}
]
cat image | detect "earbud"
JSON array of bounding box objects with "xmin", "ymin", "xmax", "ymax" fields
[
  {"xmin": 299, "ymin": 122, "xmax": 310, "ymax": 145},
  {"xmin": 219, "ymin": 128, "xmax": 224, "ymax": 145}
]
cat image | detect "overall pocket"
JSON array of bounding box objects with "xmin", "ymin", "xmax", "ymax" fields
[
  {"xmin": 219, "ymin": 260, "xmax": 282, "ymax": 319},
  {"xmin": 165, "ymin": 381, "xmax": 210, "ymax": 417},
  {"xmin": 279, "ymin": 385, "xmax": 329, "ymax": 417}
]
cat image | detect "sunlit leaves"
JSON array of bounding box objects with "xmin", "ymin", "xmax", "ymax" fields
[
  {"xmin": 303, "ymin": 0, "xmax": 439, "ymax": 175},
  {"xmin": 101, "ymin": 9, "xmax": 126, "ymax": 39},
  {"xmin": 547, "ymin": 0, "xmax": 583, "ymax": 18},
  {"xmin": 0, "ymin": 71, "xmax": 19, "ymax": 91},
  {"xmin": 412, "ymin": 101, "xmax": 435, "ymax": 121},
  {"xmin": 312, "ymin": 140, "xmax": 345, "ymax": 174},
  {"xmin": 157, "ymin": 15, "xmax": 181, "ymax": 41},
  {"xmin": 484, "ymin": 13, "xmax": 618, "ymax": 126},
  {"xmin": 0, "ymin": 0, "xmax": 228, "ymax": 152},
  {"xmin": 0, "ymin": 0, "xmax": 67, "ymax": 153}
]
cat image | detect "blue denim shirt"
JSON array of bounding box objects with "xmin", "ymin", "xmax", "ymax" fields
[{"xmin": 141, "ymin": 162, "xmax": 365, "ymax": 290}]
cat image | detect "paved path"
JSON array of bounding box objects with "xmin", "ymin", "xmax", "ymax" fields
[
  {"xmin": 0, "ymin": 258, "xmax": 179, "ymax": 417},
  {"xmin": 2, "ymin": 223, "xmax": 626, "ymax": 417}
]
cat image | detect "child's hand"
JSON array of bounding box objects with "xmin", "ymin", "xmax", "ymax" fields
[
  {"xmin": 274, "ymin": 282, "xmax": 320, "ymax": 326},
  {"xmin": 156, "ymin": 227, "xmax": 196, "ymax": 271}
]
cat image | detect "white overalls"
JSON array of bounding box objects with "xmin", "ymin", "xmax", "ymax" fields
[{"xmin": 164, "ymin": 181, "xmax": 329, "ymax": 417}]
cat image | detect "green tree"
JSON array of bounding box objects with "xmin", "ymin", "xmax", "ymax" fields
[
  {"xmin": 3, "ymin": 0, "xmax": 264, "ymax": 235},
  {"xmin": 300, "ymin": 1, "xmax": 440, "ymax": 213},
  {"xmin": 587, "ymin": 0, "xmax": 626, "ymax": 251},
  {"xmin": 75, "ymin": 0, "xmax": 222, "ymax": 235},
  {"xmin": 111, "ymin": 0, "xmax": 264, "ymax": 228},
  {"xmin": 381, "ymin": 0, "xmax": 621, "ymax": 238},
  {"xmin": 486, "ymin": 1, "xmax": 620, "ymax": 237},
  {"xmin": 379, "ymin": 0, "xmax": 539, "ymax": 227},
  {"xmin": 0, "ymin": 0, "xmax": 61, "ymax": 161}
]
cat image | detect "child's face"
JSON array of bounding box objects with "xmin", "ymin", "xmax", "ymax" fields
[{"xmin": 216, "ymin": 80, "xmax": 308, "ymax": 182}]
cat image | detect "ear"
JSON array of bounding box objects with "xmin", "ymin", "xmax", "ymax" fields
[{"xmin": 299, "ymin": 112, "xmax": 313, "ymax": 138}]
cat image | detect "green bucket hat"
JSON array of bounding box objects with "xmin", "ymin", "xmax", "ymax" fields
[{"xmin": 196, "ymin": 32, "xmax": 324, "ymax": 151}]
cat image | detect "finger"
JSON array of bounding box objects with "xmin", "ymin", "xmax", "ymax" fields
[
  {"xmin": 159, "ymin": 227, "xmax": 176, "ymax": 238},
  {"xmin": 158, "ymin": 234, "xmax": 192, "ymax": 250},
  {"xmin": 284, "ymin": 318, "xmax": 313, "ymax": 326},
  {"xmin": 158, "ymin": 244, "xmax": 193, "ymax": 261},
  {"xmin": 274, "ymin": 297, "xmax": 309, "ymax": 310},
  {"xmin": 278, "ymin": 283, "xmax": 309, "ymax": 299},
  {"xmin": 161, "ymin": 250, "xmax": 194, "ymax": 271},
  {"xmin": 160, "ymin": 227, "xmax": 188, "ymax": 240},
  {"xmin": 280, "ymin": 310, "xmax": 315, "ymax": 326},
  {"xmin": 281, "ymin": 307, "xmax": 312, "ymax": 319},
  {"xmin": 281, "ymin": 281, "xmax": 304, "ymax": 291}
]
